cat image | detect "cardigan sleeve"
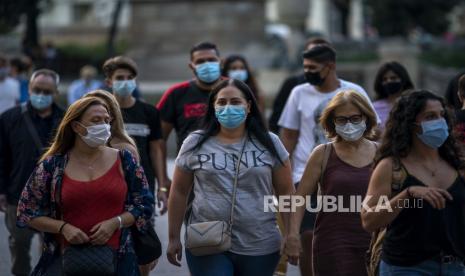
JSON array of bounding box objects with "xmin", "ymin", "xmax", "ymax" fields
[{"xmin": 120, "ymin": 149, "xmax": 155, "ymax": 231}]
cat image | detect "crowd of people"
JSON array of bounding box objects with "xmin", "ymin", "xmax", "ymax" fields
[{"xmin": 0, "ymin": 39, "xmax": 464, "ymax": 276}]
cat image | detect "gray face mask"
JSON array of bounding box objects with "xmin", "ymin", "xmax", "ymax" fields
[{"xmin": 335, "ymin": 120, "xmax": 366, "ymax": 141}]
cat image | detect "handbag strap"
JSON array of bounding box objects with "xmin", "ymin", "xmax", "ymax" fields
[
  {"xmin": 228, "ymin": 136, "xmax": 248, "ymax": 231},
  {"xmin": 21, "ymin": 103, "xmax": 44, "ymax": 151}
]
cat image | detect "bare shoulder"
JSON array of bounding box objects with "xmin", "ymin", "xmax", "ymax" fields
[{"xmin": 111, "ymin": 142, "xmax": 140, "ymax": 161}]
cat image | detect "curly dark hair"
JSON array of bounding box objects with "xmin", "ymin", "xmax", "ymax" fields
[{"xmin": 376, "ymin": 90, "xmax": 464, "ymax": 170}]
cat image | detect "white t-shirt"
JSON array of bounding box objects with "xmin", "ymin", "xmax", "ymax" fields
[
  {"xmin": 278, "ymin": 79, "xmax": 379, "ymax": 184},
  {"xmin": 0, "ymin": 77, "xmax": 20, "ymax": 114}
]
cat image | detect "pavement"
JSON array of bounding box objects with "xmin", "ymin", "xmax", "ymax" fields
[{"xmin": 0, "ymin": 159, "xmax": 300, "ymax": 276}]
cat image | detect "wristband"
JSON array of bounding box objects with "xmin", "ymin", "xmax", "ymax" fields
[
  {"xmin": 59, "ymin": 222, "xmax": 68, "ymax": 234},
  {"xmin": 116, "ymin": 215, "xmax": 123, "ymax": 229}
]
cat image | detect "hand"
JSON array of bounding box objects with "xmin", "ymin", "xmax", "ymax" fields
[
  {"xmin": 283, "ymin": 235, "xmax": 301, "ymax": 265},
  {"xmin": 408, "ymin": 186, "xmax": 453, "ymax": 209},
  {"xmin": 0, "ymin": 194, "xmax": 7, "ymax": 212},
  {"xmin": 167, "ymin": 239, "xmax": 183, "ymax": 267},
  {"xmin": 62, "ymin": 223, "xmax": 90, "ymax": 244},
  {"xmin": 157, "ymin": 179, "xmax": 171, "ymax": 215},
  {"xmin": 157, "ymin": 190, "xmax": 168, "ymax": 215},
  {"xmin": 89, "ymin": 218, "xmax": 119, "ymax": 245},
  {"xmin": 139, "ymin": 259, "xmax": 158, "ymax": 275}
]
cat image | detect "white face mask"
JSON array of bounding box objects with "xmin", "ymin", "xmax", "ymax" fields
[
  {"xmin": 335, "ymin": 120, "xmax": 366, "ymax": 141},
  {"xmin": 78, "ymin": 123, "xmax": 111, "ymax": 148}
]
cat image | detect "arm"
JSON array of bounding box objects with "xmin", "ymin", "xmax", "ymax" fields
[
  {"xmin": 361, "ymin": 158, "xmax": 409, "ymax": 232},
  {"xmin": 0, "ymin": 115, "xmax": 8, "ymax": 211},
  {"xmin": 150, "ymin": 139, "xmax": 170, "ymax": 215},
  {"xmin": 272, "ymin": 159, "xmax": 295, "ymax": 238},
  {"xmin": 284, "ymin": 145, "xmax": 324, "ymax": 264},
  {"xmin": 280, "ymin": 128, "xmax": 299, "ymax": 161},
  {"xmin": 167, "ymin": 166, "xmax": 194, "ymax": 266}
]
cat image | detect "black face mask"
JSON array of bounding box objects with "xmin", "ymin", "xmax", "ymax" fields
[
  {"xmin": 304, "ymin": 70, "xmax": 325, "ymax": 86},
  {"xmin": 382, "ymin": 81, "xmax": 403, "ymax": 95}
]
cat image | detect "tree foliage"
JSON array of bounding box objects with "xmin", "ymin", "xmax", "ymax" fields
[{"xmin": 366, "ymin": 0, "xmax": 463, "ymax": 36}]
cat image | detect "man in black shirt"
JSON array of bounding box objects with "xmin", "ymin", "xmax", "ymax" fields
[
  {"xmin": 0, "ymin": 69, "xmax": 63, "ymax": 276},
  {"xmin": 156, "ymin": 42, "xmax": 223, "ymax": 151},
  {"xmin": 103, "ymin": 56, "xmax": 170, "ymax": 216}
]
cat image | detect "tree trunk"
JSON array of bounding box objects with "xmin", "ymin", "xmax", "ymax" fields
[{"xmin": 107, "ymin": 0, "xmax": 124, "ymax": 58}]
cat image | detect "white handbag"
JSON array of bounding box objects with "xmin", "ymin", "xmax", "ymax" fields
[{"xmin": 185, "ymin": 138, "xmax": 247, "ymax": 256}]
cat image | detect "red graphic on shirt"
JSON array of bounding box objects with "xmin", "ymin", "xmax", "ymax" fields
[{"xmin": 184, "ymin": 103, "xmax": 207, "ymax": 119}]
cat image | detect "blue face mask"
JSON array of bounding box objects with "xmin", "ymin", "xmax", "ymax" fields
[
  {"xmin": 215, "ymin": 105, "xmax": 247, "ymax": 129},
  {"xmin": 113, "ymin": 79, "xmax": 136, "ymax": 97},
  {"xmin": 195, "ymin": 62, "xmax": 220, "ymax": 84},
  {"xmin": 30, "ymin": 94, "xmax": 53, "ymax": 110},
  {"xmin": 417, "ymin": 118, "xmax": 449, "ymax": 149},
  {"xmin": 228, "ymin": 69, "xmax": 248, "ymax": 82}
]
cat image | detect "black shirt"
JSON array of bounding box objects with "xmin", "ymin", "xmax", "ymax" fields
[
  {"xmin": 382, "ymin": 172, "xmax": 465, "ymax": 266},
  {"xmin": 268, "ymin": 74, "xmax": 306, "ymax": 133},
  {"xmin": 156, "ymin": 80, "xmax": 210, "ymax": 151},
  {"xmin": 121, "ymin": 99, "xmax": 162, "ymax": 192},
  {"xmin": 0, "ymin": 102, "xmax": 64, "ymax": 204}
]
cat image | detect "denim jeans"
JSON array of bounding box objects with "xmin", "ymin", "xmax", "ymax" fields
[
  {"xmin": 380, "ymin": 259, "xmax": 465, "ymax": 276},
  {"xmin": 186, "ymin": 249, "xmax": 281, "ymax": 276}
]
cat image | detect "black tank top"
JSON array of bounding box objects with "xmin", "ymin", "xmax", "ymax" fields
[{"xmin": 382, "ymin": 167, "xmax": 465, "ymax": 266}]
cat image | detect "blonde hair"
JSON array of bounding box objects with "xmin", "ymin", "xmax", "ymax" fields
[
  {"xmin": 83, "ymin": 90, "xmax": 136, "ymax": 149},
  {"xmin": 40, "ymin": 97, "xmax": 109, "ymax": 161},
  {"xmin": 320, "ymin": 90, "xmax": 377, "ymax": 140}
]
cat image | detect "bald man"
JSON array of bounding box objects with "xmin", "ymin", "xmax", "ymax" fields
[{"xmin": 0, "ymin": 69, "xmax": 64, "ymax": 276}]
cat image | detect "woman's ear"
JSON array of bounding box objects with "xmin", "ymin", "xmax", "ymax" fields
[
  {"xmin": 247, "ymin": 101, "xmax": 252, "ymax": 114},
  {"xmin": 71, "ymin": 121, "xmax": 84, "ymax": 135}
]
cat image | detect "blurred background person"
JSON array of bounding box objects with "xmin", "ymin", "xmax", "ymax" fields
[
  {"xmin": 373, "ymin": 61, "xmax": 414, "ymax": 134},
  {"xmin": 0, "ymin": 55, "xmax": 20, "ymax": 115},
  {"xmin": 0, "ymin": 69, "xmax": 63, "ymax": 276},
  {"xmin": 445, "ymin": 71, "xmax": 465, "ymax": 110},
  {"xmin": 67, "ymin": 65, "xmax": 102, "ymax": 105},
  {"xmin": 9, "ymin": 56, "xmax": 33, "ymax": 104},
  {"xmin": 221, "ymin": 54, "xmax": 265, "ymax": 113},
  {"xmin": 454, "ymin": 74, "xmax": 465, "ymax": 144}
]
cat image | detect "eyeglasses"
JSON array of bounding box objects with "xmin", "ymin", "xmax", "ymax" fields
[
  {"xmin": 334, "ymin": 114, "xmax": 364, "ymax": 125},
  {"xmin": 31, "ymin": 89, "xmax": 54, "ymax": 95}
]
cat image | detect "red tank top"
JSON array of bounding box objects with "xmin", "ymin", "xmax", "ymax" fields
[{"xmin": 61, "ymin": 156, "xmax": 127, "ymax": 249}]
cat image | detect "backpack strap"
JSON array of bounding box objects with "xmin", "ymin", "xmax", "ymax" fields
[
  {"xmin": 317, "ymin": 143, "xmax": 332, "ymax": 195},
  {"xmin": 391, "ymin": 157, "xmax": 407, "ymax": 196},
  {"xmin": 21, "ymin": 103, "xmax": 44, "ymax": 151}
]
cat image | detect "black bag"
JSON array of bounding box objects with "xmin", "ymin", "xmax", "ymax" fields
[
  {"xmin": 132, "ymin": 223, "xmax": 162, "ymax": 265},
  {"xmin": 62, "ymin": 244, "xmax": 116, "ymax": 276}
]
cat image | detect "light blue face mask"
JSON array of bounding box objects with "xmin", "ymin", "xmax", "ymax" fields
[
  {"xmin": 417, "ymin": 118, "xmax": 449, "ymax": 149},
  {"xmin": 228, "ymin": 69, "xmax": 248, "ymax": 82},
  {"xmin": 30, "ymin": 94, "xmax": 53, "ymax": 110},
  {"xmin": 113, "ymin": 79, "xmax": 136, "ymax": 97},
  {"xmin": 215, "ymin": 105, "xmax": 247, "ymax": 129},
  {"xmin": 195, "ymin": 62, "xmax": 220, "ymax": 84}
]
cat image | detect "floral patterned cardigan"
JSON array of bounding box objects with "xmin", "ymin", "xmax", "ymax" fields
[{"xmin": 16, "ymin": 149, "xmax": 154, "ymax": 276}]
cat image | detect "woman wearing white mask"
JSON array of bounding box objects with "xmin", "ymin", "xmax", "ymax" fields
[
  {"xmin": 167, "ymin": 79, "xmax": 294, "ymax": 276},
  {"xmin": 16, "ymin": 96, "xmax": 154, "ymax": 275},
  {"xmin": 285, "ymin": 90, "xmax": 378, "ymax": 276}
]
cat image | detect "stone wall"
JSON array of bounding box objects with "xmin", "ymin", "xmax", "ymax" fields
[{"xmin": 129, "ymin": 0, "xmax": 268, "ymax": 80}]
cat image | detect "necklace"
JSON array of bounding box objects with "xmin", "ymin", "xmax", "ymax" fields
[
  {"xmin": 419, "ymin": 162, "xmax": 438, "ymax": 177},
  {"xmin": 72, "ymin": 150, "xmax": 102, "ymax": 170}
]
